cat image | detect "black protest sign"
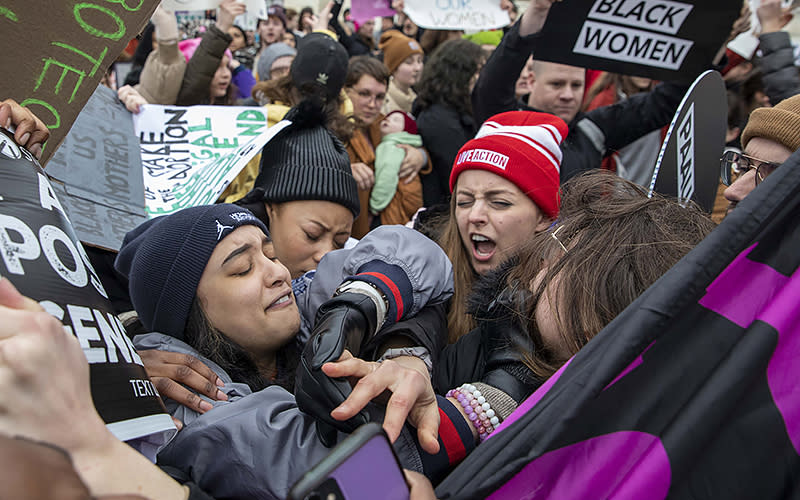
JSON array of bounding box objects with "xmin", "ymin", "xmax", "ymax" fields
[
  {"xmin": 47, "ymin": 85, "xmax": 145, "ymax": 251},
  {"xmin": 648, "ymin": 70, "xmax": 726, "ymax": 212},
  {"xmin": 0, "ymin": 128, "xmax": 174, "ymax": 444},
  {"xmin": 534, "ymin": 0, "xmax": 740, "ymax": 82},
  {"xmin": 0, "ymin": 0, "xmax": 159, "ymax": 165}
]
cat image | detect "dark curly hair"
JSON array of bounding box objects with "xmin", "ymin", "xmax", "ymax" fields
[{"xmin": 414, "ymin": 39, "xmax": 485, "ymax": 117}]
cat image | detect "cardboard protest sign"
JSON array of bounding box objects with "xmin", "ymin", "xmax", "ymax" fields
[
  {"xmin": 46, "ymin": 85, "xmax": 145, "ymax": 252},
  {"xmin": 534, "ymin": 0, "xmax": 741, "ymax": 82},
  {"xmin": 133, "ymin": 105, "xmax": 290, "ymax": 217},
  {"xmin": 0, "ymin": 0, "xmax": 160, "ymax": 165},
  {"xmin": 350, "ymin": 0, "xmax": 395, "ymax": 25},
  {"xmin": 0, "ymin": 127, "xmax": 175, "ymax": 447},
  {"xmin": 648, "ymin": 70, "xmax": 726, "ymax": 212},
  {"xmin": 403, "ymin": 0, "xmax": 510, "ymax": 31}
]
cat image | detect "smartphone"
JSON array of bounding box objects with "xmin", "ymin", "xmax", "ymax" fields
[{"xmin": 288, "ymin": 423, "xmax": 410, "ymax": 500}]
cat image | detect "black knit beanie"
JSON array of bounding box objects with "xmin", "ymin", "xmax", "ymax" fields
[
  {"xmin": 253, "ymin": 99, "xmax": 360, "ymax": 217},
  {"xmin": 114, "ymin": 204, "xmax": 268, "ymax": 340},
  {"xmin": 291, "ymin": 32, "xmax": 349, "ymax": 101}
]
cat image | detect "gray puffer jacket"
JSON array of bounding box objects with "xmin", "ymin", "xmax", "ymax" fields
[{"xmin": 134, "ymin": 225, "xmax": 453, "ymax": 500}]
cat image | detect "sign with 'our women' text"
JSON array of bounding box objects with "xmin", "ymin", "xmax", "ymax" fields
[{"xmin": 403, "ymin": 0, "xmax": 510, "ymax": 31}]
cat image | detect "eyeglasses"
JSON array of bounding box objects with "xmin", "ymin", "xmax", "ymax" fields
[
  {"xmin": 720, "ymin": 150, "xmax": 781, "ymax": 187},
  {"xmin": 350, "ymin": 88, "xmax": 386, "ymax": 104}
]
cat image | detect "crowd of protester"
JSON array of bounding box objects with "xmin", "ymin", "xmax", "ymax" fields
[{"xmin": 2, "ymin": 0, "xmax": 800, "ymax": 497}]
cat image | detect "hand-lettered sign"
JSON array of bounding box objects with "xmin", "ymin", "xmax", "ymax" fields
[
  {"xmin": 649, "ymin": 70, "xmax": 727, "ymax": 212},
  {"xmin": 534, "ymin": 0, "xmax": 741, "ymax": 82},
  {"xmin": 0, "ymin": 0, "xmax": 160, "ymax": 165},
  {"xmin": 133, "ymin": 104, "xmax": 290, "ymax": 217},
  {"xmin": 47, "ymin": 85, "xmax": 145, "ymax": 252},
  {"xmin": 0, "ymin": 127, "xmax": 175, "ymax": 451},
  {"xmin": 403, "ymin": 0, "xmax": 510, "ymax": 31},
  {"xmin": 163, "ymin": 0, "xmax": 267, "ymax": 18}
]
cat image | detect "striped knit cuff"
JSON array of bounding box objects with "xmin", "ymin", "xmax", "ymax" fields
[
  {"xmin": 419, "ymin": 395, "xmax": 476, "ymax": 483},
  {"xmin": 348, "ymin": 261, "xmax": 413, "ymax": 326},
  {"xmin": 472, "ymin": 383, "xmax": 518, "ymax": 421}
]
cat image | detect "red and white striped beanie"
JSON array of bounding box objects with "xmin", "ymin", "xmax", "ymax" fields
[{"xmin": 449, "ymin": 111, "xmax": 568, "ymax": 218}]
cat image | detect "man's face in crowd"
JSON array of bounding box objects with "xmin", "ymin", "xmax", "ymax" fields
[
  {"xmin": 527, "ymin": 61, "xmax": 585, "ymax": 124},
  {"xmin": 723, "ymin": 136, "xmax": 792, "ymax": 215},
  {"xmin": 259, "ymin": 17, "xmax": 285, "ymax": 45}
]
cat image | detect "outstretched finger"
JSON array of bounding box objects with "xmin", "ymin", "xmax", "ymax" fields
[
  {"xmin": 412, "ymin": 403, "xmax": 440, "ymax": 454},
  {"xmin": 329, "ymin": 365, "xmax": 389, "ymax": 420},
  {"xmin": 321, "ymin": 355, "xmax": 372, "ymax": 379},
  {"xmin": 381, "ymin": 385, "xmax": 416, "ymax": 443}
]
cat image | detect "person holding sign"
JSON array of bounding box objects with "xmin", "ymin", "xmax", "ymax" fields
[
  {"xmin": 0, "ymin": 99, "xmax": 49, "ymax": 159},
  {"xmin": 472, "ymin": 0, "xmax": 690, "ymax": 181},
  {"xmin": 122, "ymin": 4, "xmax": 187, "ymax": 109},
  {"xmin": 176, "ymin": 0, "xmax": 249, "ymax": 106},
  {"xmin": 0, "ymin": 280, "xmax": 201, "ymax": 500}
]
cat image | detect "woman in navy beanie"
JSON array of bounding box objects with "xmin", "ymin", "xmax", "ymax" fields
[{"xmin": 114, "ymin": 203, "xmax": 454, "ymax": 499}]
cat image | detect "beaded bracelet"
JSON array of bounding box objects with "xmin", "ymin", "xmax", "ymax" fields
[{"xmin": 446, "ymin": 383, "xmax": 501, "ymax": 442}]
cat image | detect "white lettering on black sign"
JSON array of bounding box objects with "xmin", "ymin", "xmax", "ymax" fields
[
  {"xmin": 0, "ymin": 172, "xmax": 108, "ymax": 298},
  {"xmin": 574, "ymin": 0, "xmax": 694, "ymax": 70},
  {"xmin": 129, "ymin": 378, "xmax": 159, "ymax": 398},
  {"xmin": 677, "ymin": 102, "xmax": 695, "ymax": 202},
  {"xmin": 39, "ymin": 300, "xmax": 143, "ymax": 366},
  {"xmin": 588, "ymin": 0, "xmax": 692, "ymax": 35}
]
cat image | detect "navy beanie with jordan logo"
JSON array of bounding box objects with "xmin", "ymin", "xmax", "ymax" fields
[{"xmin": 114, "ymin": 204, "xmax": 268, "ymax": 340}]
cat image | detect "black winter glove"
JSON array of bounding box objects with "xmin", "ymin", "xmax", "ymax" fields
[{"xmin": 295, "ymin": 292, "xmax": 379, "ymax": 446}]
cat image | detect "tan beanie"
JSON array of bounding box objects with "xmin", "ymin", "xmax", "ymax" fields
[
  {"xmin": 379, "ymin": 30, "xmax": 423, "ymax": 75},
  {"xmin": 742, "ymin": 93, "xmax": 800, "ymax": 151}
]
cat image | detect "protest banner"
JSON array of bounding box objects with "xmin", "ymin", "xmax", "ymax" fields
[
  {"xmin": 648, "ymin": 70, "xmax": 726, "ymax": 212},
  {"xmin": 0, "ymin": 0, "xmax": 160, "ymax": 165},
  {"xmin": 0, "ymin": 127, "xmax": 175, "ymax": 449},
  {"xmin": 403, "ymin": 0, "xmax": 509, "ymax": 31},
  {"xmin": 436, "ymin": 144, "xmax": 800, "ymax": 498},
  {"xmin": 46, "ymin": 85, "xmax": 145, "ymax": 252},
  {"xmin": 163, "ymin": 0, "xmax": 266, "ymax": 18},
  {"xmin": 534, "ymin": 0, "xmax": 741, "ymax": 82},
  {"xmin": 350, "ymin": 0, "xmax": 395, "ymax": 25},
  {"xmin": 134, "ymin": 104, "xmax": 290, "ymax": 217}
]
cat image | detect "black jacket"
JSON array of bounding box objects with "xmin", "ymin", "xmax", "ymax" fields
[
  {"xmin": 414, "ymin": 102, "xmax": 477, "ymax": 206},
  {"xmin": 434, "ymin": 262, "xmax": 543, "ymax": 403},
  {"xmin": 757, "ymin": 31, "xmax": 800, "ymax": 106},
  {"xmin": 472, "ymin": 22, "xmax": 687, "ymax": 182},
  {"xmin": 176, "ymin": 24, "xmax": 232, "ymax": 106}
]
